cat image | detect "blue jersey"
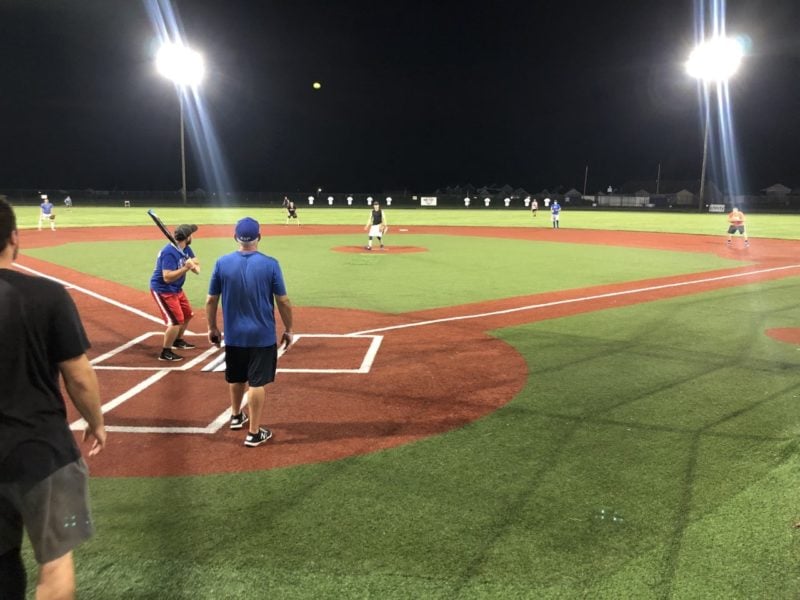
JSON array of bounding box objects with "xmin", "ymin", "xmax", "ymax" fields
[
  {"xmin": 208, "ymin": 251, "xmax": 287, "ymax": 347},
  {"xmin": 149, "ymin": 244, "xmax": 195, "ymax": 293},
  {"xmin": 40, "ymin": 202, "xmax": 53, "ymax": 215},
  {"xmin": 551, "ymin": 202, "xmax": 561, "ymax": 215}
]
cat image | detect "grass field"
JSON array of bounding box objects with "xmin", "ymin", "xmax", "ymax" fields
[
  {"xmin": 15, "ymin": 203, "xmax": 800, "ymax": 239},
  {"xmin": 17, "ymin": 208, "xmax": 800, "ymax": 598}
]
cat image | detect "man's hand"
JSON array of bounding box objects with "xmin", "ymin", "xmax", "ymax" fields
[
  {"xmin": 280, "ymin": 331, "xmax": 293, "ymax": 351},
  {"xmin": 208, "ymin": 327, "xmax": 222, "ymax": 347},
  {"xmin": 82, "ymin": 424, "xmax": 107, "ymax": 457}
]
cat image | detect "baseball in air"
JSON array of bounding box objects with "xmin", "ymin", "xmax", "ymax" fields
[{"xmin": 312, "ymin": 81, "xmax": 321, "ymax": 90}]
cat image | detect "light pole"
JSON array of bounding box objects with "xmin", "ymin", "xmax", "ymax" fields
[
  {"xmin": 686, "ymin": 36, "xmax": 743, "ymax": 211},
  {"xmin": 156, "ymin": 42, "xmax": 205, "ymax": 204}
]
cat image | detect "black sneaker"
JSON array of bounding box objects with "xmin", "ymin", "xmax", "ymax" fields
[
  {"xmin": 230, "ymin": 412, "xmax": 249, "ymax": 430},
  {"xmin": 158, "ymin": 349, "xmax": 184, "ymax": 362},
  {"xmin": 172, "ymin": 339, "xmax": 196, "ymax": 349},
  {"xmin": 244, "ymin": 427, "xmax": 273, "ymax": 447}
]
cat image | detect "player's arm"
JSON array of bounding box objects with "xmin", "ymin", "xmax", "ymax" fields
[
  {"xmin": 205, "ymin": 294, "xmax": 222, "ymax": 345},
  {"xmin": 364, "ymin": 215, "xmax": 372, "ymax": 231},
  {"xmin": 275, "ymin": 294, "xmax": 294, "ymax": 349},
  {"xmin": 162, "ymin": 261, "xmax": 195, "ymax": 283},
  {"xmin": 59, "ymin": 354, "xmax": 106, "ymax": 456}
]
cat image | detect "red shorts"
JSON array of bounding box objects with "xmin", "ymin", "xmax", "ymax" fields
[{"xmin": 151, "ymin": 290, "xmax": 193, "ymax": 326}]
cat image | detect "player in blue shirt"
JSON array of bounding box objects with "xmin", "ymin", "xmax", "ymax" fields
[
  {"xmin": 550, "ymin": 200, "xmax": 561, "ymax": 229},
  {"xmin": 38, "ymin": 195, "xmax": 55, "ymax": 231},
  {"xmin": 149, "ymin": 224, "xmax": 200, "ymax": 361},
  {"xmin": 206, "ymin": 217, "xmax": 294, "ymax": 447}
]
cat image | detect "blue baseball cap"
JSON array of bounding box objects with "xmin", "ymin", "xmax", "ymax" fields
[{"xmin": 234, "ymin": 217, "xmax": 261, "ymax": 243}]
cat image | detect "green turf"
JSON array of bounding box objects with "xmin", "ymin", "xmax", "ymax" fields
[
  {"xmin": 21, "ymin": 277, "xmax": 800, "ymax": 598},
  {"xmin": 23, "ymin": 234, "xmax": 748, "ymax": 313},
  {"xmin": 16, "ymin": 217, "xmax": 800, "ymax": 598},
  {"xmin": 13, "ymin": 204, "xmax": 800, "ymax": 239}
]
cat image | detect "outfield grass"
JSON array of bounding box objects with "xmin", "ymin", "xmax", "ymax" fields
[
  {"xmin": 62, "ymin": 278, "xmax": 800, "ymax": 599},
  {"xmin": 18, "ymin": 213, "xmax": 800, "ymax": 598},
  {"xmin": 23, "ymin": 234, "xmax": 748, "ymax": 313},
  {"xmin": 14, "ymin": 204, "xmax": 800, "ymax": 239}
]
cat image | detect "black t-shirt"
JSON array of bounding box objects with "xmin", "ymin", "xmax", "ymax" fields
[
  {"xmin": 0, "ymin": 269, "xmax": 90, "ymax": 480},
  {"xmin": 371, "ymin": 209, "xmax": 383, "ymax": 226}
]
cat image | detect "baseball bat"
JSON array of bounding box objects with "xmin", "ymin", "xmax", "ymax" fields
[{"xmin": 147, "ymin": 209, "xmax": 187, "ymax": 257}]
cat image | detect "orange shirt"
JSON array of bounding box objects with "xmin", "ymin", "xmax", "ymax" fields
[{"xmin": 728, "ymin": 210, "xmax": 745, "ymax": 226}]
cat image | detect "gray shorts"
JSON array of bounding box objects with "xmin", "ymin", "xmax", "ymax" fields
[{"xmin": 0, "ymin": 458, "xmax": 94, "ymax": 564}]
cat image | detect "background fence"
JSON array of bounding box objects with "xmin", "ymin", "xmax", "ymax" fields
[{"xmin": 3, "ymin": 188, "xmax": 800, "ymax": 213}]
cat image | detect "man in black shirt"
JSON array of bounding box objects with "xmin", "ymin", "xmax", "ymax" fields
[
  {"xmin": 364, "ymin": 200, "xmax": 388, "ymax": 250},
  {"xmin": 0, "ymin": 198, "xmax": 106, "ymax": 599}
]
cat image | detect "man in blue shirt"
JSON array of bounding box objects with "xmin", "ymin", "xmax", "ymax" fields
[
  {"xmin": 149, "ymin": 224, "xmax": 200, "ymax": 362},
  {"xmin": 206, "ymin": 217, "xmax": 294, "ymax": 447},
  {"xmin": 550, "ymin": 200, "xmax": 561, "ymax": 229},
  {"xmin": 37, "ymin": 195, "xmax": 55, "ymax": 231}
]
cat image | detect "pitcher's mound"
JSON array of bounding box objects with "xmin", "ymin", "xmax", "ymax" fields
[
  {"xmin": 333, "ymin": 246, "xmax": 427, "ymax": 254},
  {"xmin": 766, "ymin": 328, "xmax": 800, "ymax": 346}
]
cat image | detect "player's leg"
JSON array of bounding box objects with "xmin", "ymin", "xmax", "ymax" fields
[
  {"xmin": 172, "ymin": 294, "xmax": 196, "ymax": 349},
  {"xmin": 0, "ymin": 496, "xmax": 27, "ymax": 600},
  {"xmin": 229, "ymin": 382, "xmax": 246, "ymax": 415},
  {"xmin": 161, "ymin": 324, "xmax": 182, "ymax": 355},
  {"xmin": 0, "ymin": 547, "xmax": 26, "ymax": 600},
  {"xmin": 225, "ymin": 346, "xmax": 250, "ymax": 429},
  {"xmin": 246, "ymin": 385, "xmax": 265, "ymax": 435},
  {"xmin": 36, "ymin": 552, "xmax": 75, "ymax": 600},
  {"xmin": 243, "ymin": 346, "xmax": 277, "ymax": 446},
  {"xmin": 22, "ymin": 455, "xmax": 93, "ymax": 600},
  {"xmin": 151, "ymin": 292, "xmax": 185, "ymax": 360}
]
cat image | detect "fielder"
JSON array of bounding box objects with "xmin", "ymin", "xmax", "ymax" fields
[
  {"xmin": 364, "ymin": 199, "xmax": 387, "ymax": 250},
  {"xmin": 38, "ymin": 195, "xmax": 55, "ymax": 231},
  {"xmin": 550, "ymin": 199, "xmax": 561, "ymax": 229},
  {"xmin": 726, "ymin": 206, "xmax": 749, "ymax": 247}
]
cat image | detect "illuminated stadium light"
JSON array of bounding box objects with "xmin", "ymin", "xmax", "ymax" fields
[
  {"xmin": 686, "ymin": 34, "xmax": 746, "ymax": 210},
  {"xmin": 686, "ymin": 36, "xmax": 743, "ymax": 83},
  {"xmin": 156, "ymin": 42, "xmax": 205, "ymax": 87},
  {"xmin": 156, "ymin": 42, "xmax": 205, "ymax": 204}
]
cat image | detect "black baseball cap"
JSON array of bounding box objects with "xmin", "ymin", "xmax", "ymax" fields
[{"xmin": 174, "ymin": 224, "xmax": 198, "ymax": 241}]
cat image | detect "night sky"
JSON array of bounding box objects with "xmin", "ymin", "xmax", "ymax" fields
[{"xmin": 0, "ymin": 0, "xmax": 798, "ymax": 194}]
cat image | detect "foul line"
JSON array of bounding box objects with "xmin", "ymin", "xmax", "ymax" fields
[
  {"xmin": 350, "ymin": 263, "xmax": 800, "ymax": 335},
  {"xmin": 13, "ymin": 262, "xmax": 163, "ymax": 325}
]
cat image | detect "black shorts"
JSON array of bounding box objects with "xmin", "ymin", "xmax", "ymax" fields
[
  {"xmin": 288, "ymin": 210, "xmax": 297, "ymax": 218},
  {"xmin": 225, "ymin": 345, "xmax": 278, "ymax": 387},
  {"xmin": 727, "ymin": 225, "xmax": 745, "ymax": 235},
  {"xmin": 0, "ymin": 457, "xmax": 93, "ymax": 564}
]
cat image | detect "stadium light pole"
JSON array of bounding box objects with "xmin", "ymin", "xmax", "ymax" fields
[
  {"xmin": 156, "ymin": 42, "xmax": 205, "ymax": 204},
  {"xmin": 685, "ymin": 36, "xmax": 743, "ymax": 211}
]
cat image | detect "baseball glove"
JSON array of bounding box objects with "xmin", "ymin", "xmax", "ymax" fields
[
  {"xmin": 380, "ymin": 224, "xmax": 387, "ymax": 234},
  {"xmin": 49, "ymin": 214, "xmax": 56, "ymax": 220}
]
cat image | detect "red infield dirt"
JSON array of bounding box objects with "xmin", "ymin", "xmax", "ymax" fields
[{"xmin": 16, "ymin": 225, "xmax": 800, "ymax": 477}]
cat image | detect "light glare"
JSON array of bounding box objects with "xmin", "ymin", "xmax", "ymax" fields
[
  {"xmin": 686, "ymin": 36, "xmax": 743, "ymax": 82},
  {"xmin": 157, "ymin": 43, "xmax": 205, "ymax": 86}
]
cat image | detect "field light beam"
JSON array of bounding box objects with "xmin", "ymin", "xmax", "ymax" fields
[
  {"xmin": 144, "ymin": 0, "xmax": 234, "ymax": 196},
  {"xmin": 688, "ymin": 0, "xmax": 747, "ymax": 201}
]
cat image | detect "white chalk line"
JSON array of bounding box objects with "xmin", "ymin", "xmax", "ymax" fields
[
  {"xmin": 350, "ymin": 263, "xmax": 800, "ymax": 336},
  {"xmin": 62, "ymin": 261, "xmax": 800, "ymax": 434}
]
